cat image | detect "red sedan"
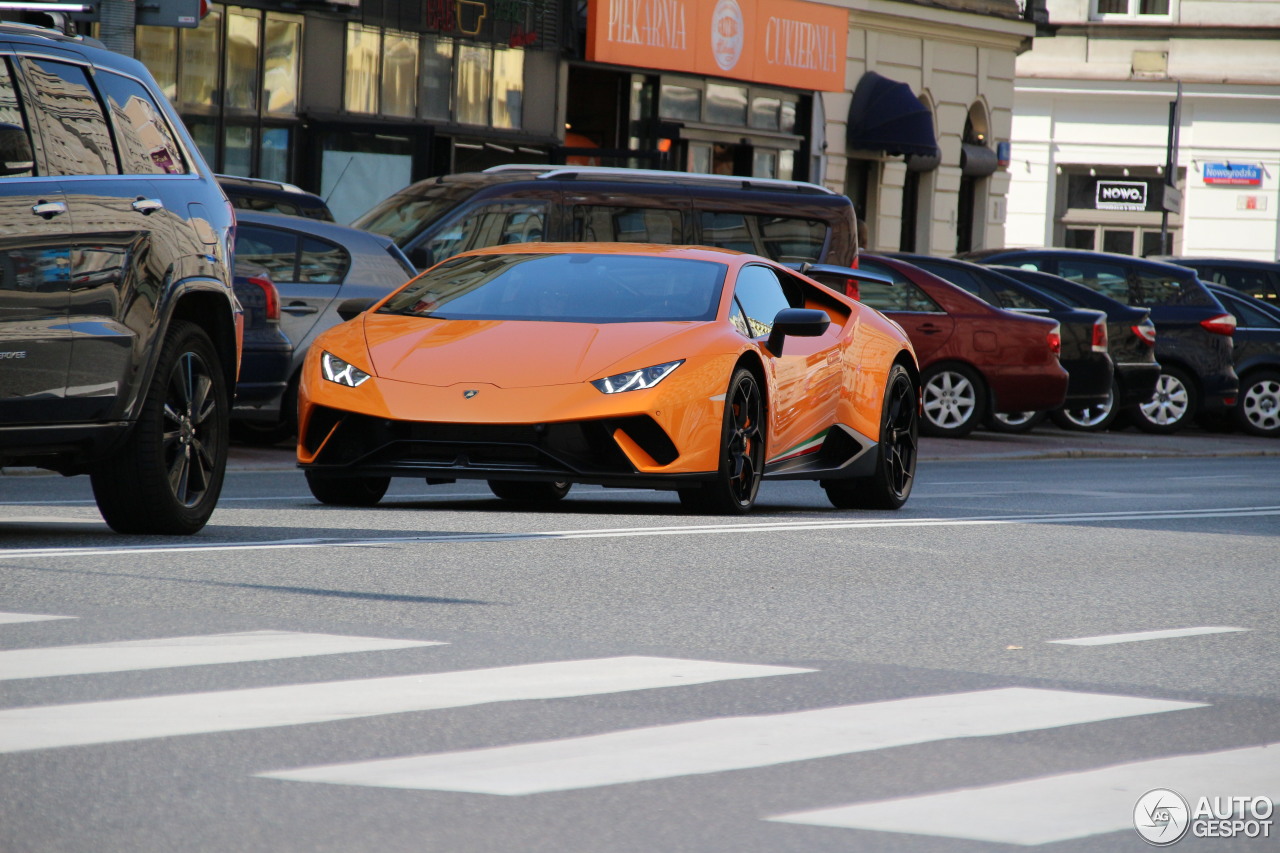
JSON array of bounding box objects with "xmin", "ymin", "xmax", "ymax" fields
[{"xmin": 852, "ymin": 254, "xmax": 1068, "ymax": 437}]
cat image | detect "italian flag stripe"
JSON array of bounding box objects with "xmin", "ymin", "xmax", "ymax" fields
[{"xmin": 772, "ymin": 429, "xmax": 828, "ymax": 463}]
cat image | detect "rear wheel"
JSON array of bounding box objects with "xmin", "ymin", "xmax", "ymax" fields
[
  {"xmin": 488, "ymin": 480, "xmax": 571, "ymax": 504},
  {"xmin": 1051, "ymin": 377, "xmax": 1119, "ymax": 432},
  {"xmin": 986, "ymin": 410, "xmax": 1046, "ymax": 434},
  {"xmin": 919, "ymin": 364, "xmax": 984, "ymax": 437},
  {"xmin": 90, "ymin": 321, "xmax": 228, "ymax": 535},
  {"xmin": 679, "ymin": 368, "xmax": 764, "ymax": 514},
  {"xmin": 305, "ymin": 471, "xmax": 390, "ymax": 506},
  {"xmin": 825, "ymin": 364, "xmax": 918, "ymax": 510},
  {"xmin": 1132, "ymin": 366, "xmax": 1197, "ymax": 434},
  {"xmin": 1234, "ymin": 370, "xmax": 1280, "ymax": 437}
]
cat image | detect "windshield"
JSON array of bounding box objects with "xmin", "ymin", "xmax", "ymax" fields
[
  {"xmin": 379, "ymin": 253, "xmax": 726, "ymax": 323},
  {"xmin": 351, "ymin": 183, "xmax": 476, "ymax": 245}
]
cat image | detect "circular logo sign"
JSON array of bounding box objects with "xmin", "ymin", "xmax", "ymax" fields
[
  {"xmin": 1134, "ymin": 788, "xmax": 1191, "ymax": 846},
  {"xmin": 710, "ymin": 0, "xmax": 744, "ymax": 72}
]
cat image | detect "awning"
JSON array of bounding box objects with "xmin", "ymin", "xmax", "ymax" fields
[{"xmin": 846, "ymin": 72, "xmax": 940, "ymax": 159}]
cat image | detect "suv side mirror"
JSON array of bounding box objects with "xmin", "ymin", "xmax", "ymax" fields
[
  {"xmin": 766, "ymin": 308, "xmax": 830, "ymax": 357},
  {"xmin": 0, "ymin": 123, "xmax": 35, "ymax": 176}
]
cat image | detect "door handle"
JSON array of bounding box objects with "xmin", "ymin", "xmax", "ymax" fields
[
  {"xmin": 31, "ymin": 200, "xmax": 67, "ymax": 219},
  {"xmin": 282, "ymin": 303, "xmax": 320, "ymax": 315},
  {"xmin": 919, "ymin": 324, "xmax": 943, "ymax": 335},
  {"xmin": 132, "ymin": 197, "xmax": 164, "ymax": 215}
]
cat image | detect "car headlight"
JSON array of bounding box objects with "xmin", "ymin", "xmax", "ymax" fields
[
  {"xmin": 321, "ymin": 351, "xmax": 371, "ymax": 387},
  {"xmin": 591, "ymin": 360, "xmax": 683, "ymax": 394}
]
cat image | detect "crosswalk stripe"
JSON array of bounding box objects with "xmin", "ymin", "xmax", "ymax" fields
[
  {"xmin": 257, "ymin": 687, "xmax": 1202, "ymax": 795},
  {"xmin": 767, "ymin": 742, "xmax": 1280, "ymax": 846},
  {"xmin": 0, "ymin": 612, "xmax": 75, "ymax": 625},
  {"xmin": 0, "ymin": 631, "xmax": 443, "ymax": 681},
  {"xmin": 0, "ymin": 656, "xmax": 809, "ymax": 754}
]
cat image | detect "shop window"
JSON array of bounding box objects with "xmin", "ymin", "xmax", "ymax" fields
[
  {"xmin": 382, "ymin": 31, "xmax": 420, "ymax": 119},
  {"xmin": 226, "ymin": 10, "xmax": 260, "ymax": 112},
  {"xmin": 492, "ymin": 49, "xmax": 524, "ymax": 130},
  {"xmin": 752, "ymin": 149, "xmax": 777, "ymax": 179},
  {"xmin": 779, "ymin": 100, "xmax": 797, "ymax": 134},
  {"xmin": 136, "ymin": 28, "xmax": 176, "ymax": 101},
  {"xmin": 344, "ymin": 25, "xmax": 381, "ymax": 114},
  {"xmin": 179, "ymin": 9, "xmax": 221, "ymax": 110},
  {"xmin": 186, "ymin": 117, "xmax": 216, "ymax": 167},
  {"xmin": 456, "ymin": 44, "xmax": 492, "ymax": 126},
  {"xmin": 705, "ymin": 83, "xmax": 747, "ymax": 125},
  {"xmin": 1065, "ymin": 228, "xmax": 1095, "ymax": 250},
  {"xmin": 573, "ymin": 206, "xmax": 683, "ymax": 243},
  {"xmin": 750, "ymin": 96, "xmax": 780, "ymax": 130},
  {"xmin": 420, "ymin": 38, "xmax": 453, "ymax": 122},
  {"xmin": 223, "ymin": 124, "xmax": 253, "ymax": 176},
  {"xmin": 1094, "ymin": 0, "xmax": 1171, "ymax": 16},
  {"xmin": 259, "ymin": 128, "xmax": 290, "ymax": 182},
  {"xmin": 659, "ymin": 84, "xmax": 701, "ymax": 122},
  {"xmin": 263, "ymin": 18, "xmax": 300, "ymax": 115}
]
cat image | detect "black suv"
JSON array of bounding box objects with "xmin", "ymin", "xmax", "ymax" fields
[
  {"xmin": 962, "ymin": 249, "xmax": 1238, "ymax": 434},
  {"xmin": 1, "ymin": 23, "xmax": 240, "ymax": 533}
]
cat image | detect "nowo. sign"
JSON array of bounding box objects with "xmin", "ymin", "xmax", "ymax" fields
[{"xmin": 1096, "ymin": 181, "xmax": 1148, "ymax": 211}]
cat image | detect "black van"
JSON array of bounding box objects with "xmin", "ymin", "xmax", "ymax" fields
[{"xmin": 351, "ymin": 165, "xmax": 858, "ymax": 271}]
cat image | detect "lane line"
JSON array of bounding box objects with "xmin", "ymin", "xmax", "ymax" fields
[
  {"xmin": 1, "ymin": 505, "xmax": 1277, "ymax": 560},
  {"xmin": 0, "ymin": 631, "xmax": 442, "ymax": 681},
  {"xmin": 0, "ymin": 612, "xmax": 75, "ymax": 626},
  {"xmin": 1049, "ymin": 626, "xmax": 1250, "ymax": 646},
  {"xmin": 258, "ymin": 687, "xmax": 1202, "ymax": 795},
  {"xmin": 0, "ymin": 656, "xmax": 810, "ymax": 753},
  {"xmin": 768, "ymin": 742, "xmax": 1280, "ymax": 846}
]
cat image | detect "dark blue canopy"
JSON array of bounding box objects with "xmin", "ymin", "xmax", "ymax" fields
[{"xmin": 846, "ymin": 72, "xmax": 940, "ymax": 159}]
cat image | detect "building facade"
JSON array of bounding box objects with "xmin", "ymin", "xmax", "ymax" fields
[{"xmin": 1006, "ymin": 0, "xmax": 1280, "ymax": 260}]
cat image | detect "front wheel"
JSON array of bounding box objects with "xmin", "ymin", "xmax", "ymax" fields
[
  {"xmin": 1051, "ymin": 378, "xmax": 1119, "ymax": 432},
  {"xmin": 488, "ymin": 480, "xmax": 571, "ymax": 505},
  {"xmin": 1234, "ymin": 370, "xmax": 1280, "ymax": 437},
  {"xmin": 1131, "ymin": 366, "xmax": 1197, "ymax": 434},
  {"xmin": 825, "ymin": 363, "xmax": 918, "ymax": 510},
  {"xmin": 90, "ymin": 321, "xmax": 228, "ymax": 534},
  {"xmin": 986, "ymin": 410, "xmax": 1046, "ymax": 434},
  {"xmin": 305, "ymin": 471, "xmax": 390, "ymax": 506},
  {"xmin": 679, "ymin": 368, "xmax": 764, "ymax": 514},
  {"xmin": 919, "ymin": 364, "xmax": 985, "ymax": 437}
]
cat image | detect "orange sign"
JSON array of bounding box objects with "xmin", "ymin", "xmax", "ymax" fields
[{"xmin": 587, "ymin": 0, "xmax": 847, "ymax": 92}]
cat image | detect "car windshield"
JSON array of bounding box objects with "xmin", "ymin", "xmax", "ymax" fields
[
  {"xmin": 353, "ymin": 183, "xmax": 476, "ymax": 244},
  {"xmin": 379, "ymin": 253, "xmax": 726, "ymax": 323}
]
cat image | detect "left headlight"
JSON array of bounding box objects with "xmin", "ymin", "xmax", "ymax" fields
[
  {"xmin": 591, "ymin": 360, "xmax": 683, "ymax": 394},
  {"xmin": 321, "ymin": 351, "xmax": 371, "ymax": 387}
]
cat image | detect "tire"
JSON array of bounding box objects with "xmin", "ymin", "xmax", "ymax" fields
[
  {"xmin": 1051, "ymin": 377, "xmax": 1120, "ymax": 432},
  {"xmin": 1234, "ymin": 369, "xmax": 1280, "ymax": 437},
  {"xmin": 919, "ymin": 364, "xmax": 985, "ymax": 437},
  {"xmin": 1131, "ymin": 365, "xmax": 1197, "ymax": 434},
  {"xmin": 90, "ymin": 321, "xmax": 229, "ymax": 534},
  {"xmin": 305, "ymin": 471, "xmax": 390, "ymax": 506},
  {"xmin": 825, "ymin": 363, "xmax": 918, "ymax": 510},
  {"xmin": 488, "ymin": 480, "xmax": 571, "ymax": 504},
  {"xmin": 986, "ymin": 410, "xmax": 1046, "ymax": 434},
  {"xmin": 679, "ymin": 368, "xmax": 764, "ymax": 514}
]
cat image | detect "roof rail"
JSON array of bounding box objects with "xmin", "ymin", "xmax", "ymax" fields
[
  {"xmin": 482, "ymin": 164, "xmax": 838, "ymax": 196},
  {"xmin": 0, "ymin": 2, "xmax": 93, "ymax": 36}
]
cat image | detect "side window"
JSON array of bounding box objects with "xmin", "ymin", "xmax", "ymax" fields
[
  {"xmin": 758, "ymin": 216, "xmax": 826, "ymax": 263},
  {"xmin": 1222, "ymin": 295, "xmax": 1279, "ymax": 330},
  {"xmin": 1057, "ymin": 259, "xmax": 1131, "ymax": 304},
  {"xmin": 0, "ymin": 58, "xmax": 35, "ymax": 178},
  {"xmin": 573, "ymin": 206, "xmax": 683, "ymax": 243},
  {"xmin": 298, "ymin": 237, "xmax": 350, "ymax": 284},
  {"xmin": 426, "ymin": 200, "xmax": 547, "ymax": 263},
  {"xmin": 700, "ymin": 212, "xmax": 754, "ymax": 253},
  {"xmin": 235, "ymin": 224, "xmax": 298, "ymax": 281},
  {"xmin": 913, "ymin": 260, "xmax": 983, "ymax": 297},
  {"xmin": 729, "ymin": 299, "xmax": 751, "ymax": 337},
  {"xmin": 93, "ymin": 71, "xmax": 186, "ymax": 175},
  {"xmin": 991, "ymin": 284, "xmax": 1050, "ymax": 312},
  {"xmin": 732, "ymin": 265, "xmax": 791, "ymax": 337},
  {"xmin": 21, "ymin": 58, "xmax": 117, "ymax": 176},
  {"xmin": 1133, "ymin": 271, "xmax": 1212, "ymax": 307},
  {"xmin": 1197, "ymin": 266, "xmax": 1278, "ymax": 303},
  {"xmin": 858, "ymin": 280, "xmax": 944, "ymax": 313}
]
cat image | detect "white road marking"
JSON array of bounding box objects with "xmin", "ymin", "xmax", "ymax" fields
[
  {"xmin": 0, "ymin": 656, "xmax": 809, "ymax": 753},
  {"xmin": 258, "ymin": 687, "xmax": 1201, "ymax": 795},
  {"xmin": 1049, "ymin": 626, "xmax": 1250, "ymax": 646},
  {"xmin": 1, "ymin": 506, "xmax": 1277, "ymax": 560},
  {"xmin": 0, "ymin": 612, "xmax": 75, "ymax": 625},
  {"xmin": 0, "ymin": 631, "xmax": 442, "ymax": 681},
  {"xmin": 768, "ymin": 742, "xmax": 1280, "ymax": 846}
]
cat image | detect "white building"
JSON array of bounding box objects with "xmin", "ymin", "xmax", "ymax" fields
[{"xmin": 1006, "ymin": 0, "xmax": 1280, "ymax": 260}]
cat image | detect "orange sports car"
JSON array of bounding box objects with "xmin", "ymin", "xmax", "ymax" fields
[{"xmin": 296, "ymin": 243, "xmax": 919, "ymax": 514}]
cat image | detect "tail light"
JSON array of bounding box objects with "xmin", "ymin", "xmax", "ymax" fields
[
  {"xmin": 1132, "ymin": 320, "xmax": 1157, "ymax": 346},
  {"xmin": 1091, "ymin": 316, "xmax": 1109, "ymax": 353},
  {"xmin": 244, "ymin": 273, "xmax": 280, "ymax": 322},
  {"xmin": 1047, "ymin": 324, "xmax": 1061, "ymax": 356},
  {"xmin": 1200, "ymin": 313, "xmax": 1236, "ymax": 336},
  {"xmin": 844, "ymin": 278, "xmax": 860, "ymax": 301}
]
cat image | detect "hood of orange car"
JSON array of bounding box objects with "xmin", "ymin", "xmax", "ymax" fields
[{"xmin": 362, "ymin": 315, "xmax": 699, "ymax": 388}]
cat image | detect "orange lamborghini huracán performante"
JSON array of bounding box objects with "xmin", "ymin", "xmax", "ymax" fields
[{"xmin": 296, "ymin": 243, "xmax": 920, "ymax": 514}]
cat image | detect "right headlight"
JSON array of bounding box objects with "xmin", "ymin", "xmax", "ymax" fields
[
  {"xmin": 321, "ymin": 351, "xmax": 371, "ymax": 387},
  {"xmin": 591, "ymin": 360, "xmax": 683, "ymax": 394}
]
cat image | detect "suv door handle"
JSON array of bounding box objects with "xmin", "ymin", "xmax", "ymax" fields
[
  {"xmin": 132, "ymin": 197, "xmax": 164, "ymax": 215},
  {"xmin": 282, "ymin": 303, "xmax": 320, "ymax": 315},
  {"xmin": 31, "ymin": 200, "xmax": 67, "ymax": 219}
]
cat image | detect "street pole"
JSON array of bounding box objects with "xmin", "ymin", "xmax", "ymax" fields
[{"xmin": 1160, "ymin": 82, "xmax": 1183, "ymax": 255}]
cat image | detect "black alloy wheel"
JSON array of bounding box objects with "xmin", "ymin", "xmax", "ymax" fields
[
  {"xmin": 826, "ymin": 363, "xmax": 918, "ymax": 510},
  {"xmin": 91, "ymin": 321, "xmax": 229, "ymax": 534},
  {"xmin": 1132, "ymin": 365, "xmax": 1197, "ymax": 434},
  {"xmin": 680, "ymin": 367, "xmax": 764, "ymax": 514},
  {"xmin": 488, "ymin": 480, "xmax": 572, "ymax": 505},
  {"xmin": 305, "ymin": 471, "xmax": 390, "ymax": 506}
]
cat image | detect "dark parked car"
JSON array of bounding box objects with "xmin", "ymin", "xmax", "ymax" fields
[
  {"xmin": 228, "ymin": 211, "xmax": 416, "ymax": 443},
  {"xmin": 993, "ymin": 266, "xmax": 1160, "ymax": 431},
  {"xmin": 1156, "ymin": 256, "xmax": 1280, "ymax": 304},
  {"xmin": 962, "ymin": 248, "xmax": 1239, "ymax": 434},
  {"xmin": 231, "ymin": 265, "xmax": 291, "ymax": 435},
  {"xmin": 0, "ymin": 23, "xmax": 240, "ymax": 534},
  {"xmin": 851, "ymin": 255, "xmax": 1068, "ymax": 437},
  {"xmin": 1203, "ymin": 283, "xmax": 1280, "ymax": 437},
  {"xmin": 217, "ymin": 174, "xmax": 334, "ymax": 221},
  {"xmin": 887, "ymin": 253, "xmax": 1112, "ymax": 432}
]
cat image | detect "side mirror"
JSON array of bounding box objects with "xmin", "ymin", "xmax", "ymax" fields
[
  {"xmin": 337, "ymin": 297, "xmax": 376, "ymax": 321},
  {"xmin": 0, "ymin": 123, "xmax": 35, "ymax": 176},
  {"xmin": 766, "ymin": 308, "xmax": 830, "ymax": 357}
]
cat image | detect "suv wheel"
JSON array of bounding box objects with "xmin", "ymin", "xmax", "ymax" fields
[
  {"xmin": 1132, "ymin": 366, "xmax": 1197, "ymax": 434},
  {"xmin": 90, "ymin": 321, "xmax": 229, "ymax": 534}
]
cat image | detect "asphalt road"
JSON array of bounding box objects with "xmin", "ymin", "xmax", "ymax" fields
[{"xmin": 1, "ymin": 426, "xmax": 1278, "ymax": 852}]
